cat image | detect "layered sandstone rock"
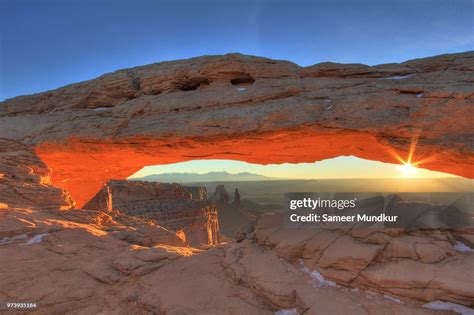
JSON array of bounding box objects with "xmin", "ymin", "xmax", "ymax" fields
[
  {"xmin": 0, "ymin": 139, "xmax": 74, "ymax": 210},
  {"xmin": 84, "ymin": 180, "xmax": 220, "ymax": 246},
  {"xmin": 0, "ymin": 206, "xmax": 449, "ymax": 314},
  {"xmin": 0, "ymin": 53, "xmax": 472, "ymax": 208},
  {"xmin": 251, "ymin": 195, "xmax": 474, "ymax": 307}
]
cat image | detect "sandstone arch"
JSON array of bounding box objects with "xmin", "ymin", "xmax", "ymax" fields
[{"xmin": 1, "ymin": 52, "xmax": 473, "ymax": 209}]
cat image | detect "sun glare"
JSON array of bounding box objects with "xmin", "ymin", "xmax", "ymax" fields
[
  {"xmin": 397, "ymin": 163, "xmax": 418, "ymax": 178},
  {"xmin": 387, "ymin": 133, "xmax": 439, "ymax": 178}
]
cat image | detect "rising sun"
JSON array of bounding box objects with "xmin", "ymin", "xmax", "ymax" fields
[{"xmin": 397, "ymin": 163, "xmax": 418, "ymax": 178}]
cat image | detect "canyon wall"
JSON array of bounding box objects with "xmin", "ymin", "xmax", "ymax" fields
[
  {"xmin": 84, "ymin": 180, "xmax": 220, "ymax": 246},
  {"xmin": 0, "ymin": 52, "xmax": 472, "ymax": 208},
  {"xmin": 0, "ymin": 139, "xmax": 74, "ymax": 210}
]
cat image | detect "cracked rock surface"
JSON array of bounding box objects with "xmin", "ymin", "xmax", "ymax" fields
[
  {"xmin": 254, "ymin": 211, "xmax": 474, "ymax": 308},
  {"xmin": 0, "ymin": 206, "xmax": 454, "ymax": 314}
]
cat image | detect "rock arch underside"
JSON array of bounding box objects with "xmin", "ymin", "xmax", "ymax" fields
[
  {"xmin": 1, "ymin": 52, "xmax": 473, "ymax": 209},
  {"xmin": 1, "ymin": 52, "xmax": 474, "ymax": 313}
]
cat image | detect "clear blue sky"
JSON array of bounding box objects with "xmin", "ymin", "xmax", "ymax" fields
[{"xmin": 1, "ymin": 0, "xmax": 473, "ymax": 101}]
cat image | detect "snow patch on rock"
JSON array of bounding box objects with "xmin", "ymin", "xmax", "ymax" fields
[
  {"xmin": 26, "ymin": 233, "xmax": 49, "ymax": 245},
  {"xmin": 454, "ymin": 241, "xmax": 474, "ymax": 253},
  {"xmin": 380, "ymin": 74, "xmax": 416, "ymax": 80},
  {"xmin": 275, "ymin": 309, "xmax": 298, "ymax": 315},
  {"xmin": 93, "ymin": 107, "xmax": 112, "ymax": 111},
  {"xmin": 300, "ymin": 262, "xmax": 339, "ymax": 288},
  {"xmin": 383, "ymin": 294, "xmax": 404, "ymax": 304},
  {"xmin": 0, "ymin": 234, "xmax": 27, "ymax": 245},
  {"xmin": 423, "ymin": 301, "xmax": 474, "ymax": 315}
]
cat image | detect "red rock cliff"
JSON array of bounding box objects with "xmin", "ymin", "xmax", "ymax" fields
[{"xmin": 84, "ymin": 180, "xmax": 220, "ymax": 247}]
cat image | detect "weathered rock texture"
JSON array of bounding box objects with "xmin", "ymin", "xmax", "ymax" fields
[
  {"xmin": 0, "ymin": 52, "xmax": 473, "ymax": 208},
  {"xmin": 84, "ymin": 180, "xmax": 220, "ymax": 246},
  {"xmin": 0, "ymin": 139, "xmax": 74, "ymax": 210},
  {"xmin": 251, "ymin": 195, "xmax": 474, "ymax": 307},
  {"xmin": 0, "ymin": 206, "xmax": 453, "ymax": 314}
]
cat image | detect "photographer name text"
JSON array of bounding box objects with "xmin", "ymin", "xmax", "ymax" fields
[{"xmin": 288, "ymin": 198, "xmax": 398, "ymax": 223}]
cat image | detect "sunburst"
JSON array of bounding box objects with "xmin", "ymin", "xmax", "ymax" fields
[
  {"xmin": 386, "ymin": 133, "xmax": 435, "ymax": 178},
  {"xmin": 397, "ymin": 162, "xmax": 418, "ymax": 178}
]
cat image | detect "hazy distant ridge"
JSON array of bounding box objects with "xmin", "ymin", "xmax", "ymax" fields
[{"xmin": 132, "ymin": 171, "xmax": 281, "ymax": 183}]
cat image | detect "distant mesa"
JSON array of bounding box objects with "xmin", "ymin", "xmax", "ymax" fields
[
  {"xmin": 132, "ymin": 171, "xmax": 282, "ymax": 183},
  {"xmin": 233, "ymin": 188, "xmax": 241, "ymax": 208},
  {"xmin": 209, "ymin": 184, "xmax": 257, "ymax": 240},
  {"xmin": 83, "ymin": 180, "xmax": 220, "ymax": 247},
  {"xmin": 210, "ymin": 184, "xmax": 230, "ymax": 203}
]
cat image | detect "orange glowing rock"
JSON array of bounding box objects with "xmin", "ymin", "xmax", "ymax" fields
[{"xmin": 36, "ymin": 129, "xmax": 473, "ymax": 208}]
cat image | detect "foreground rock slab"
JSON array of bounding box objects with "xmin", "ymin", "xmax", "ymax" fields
[
  {"xmin": 0, "ymin": 206, "xmax": 453, "ymax": 314},
  {"xmin": 253, "ymin": 212, "xmax": 474, "ymax": 308}
]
